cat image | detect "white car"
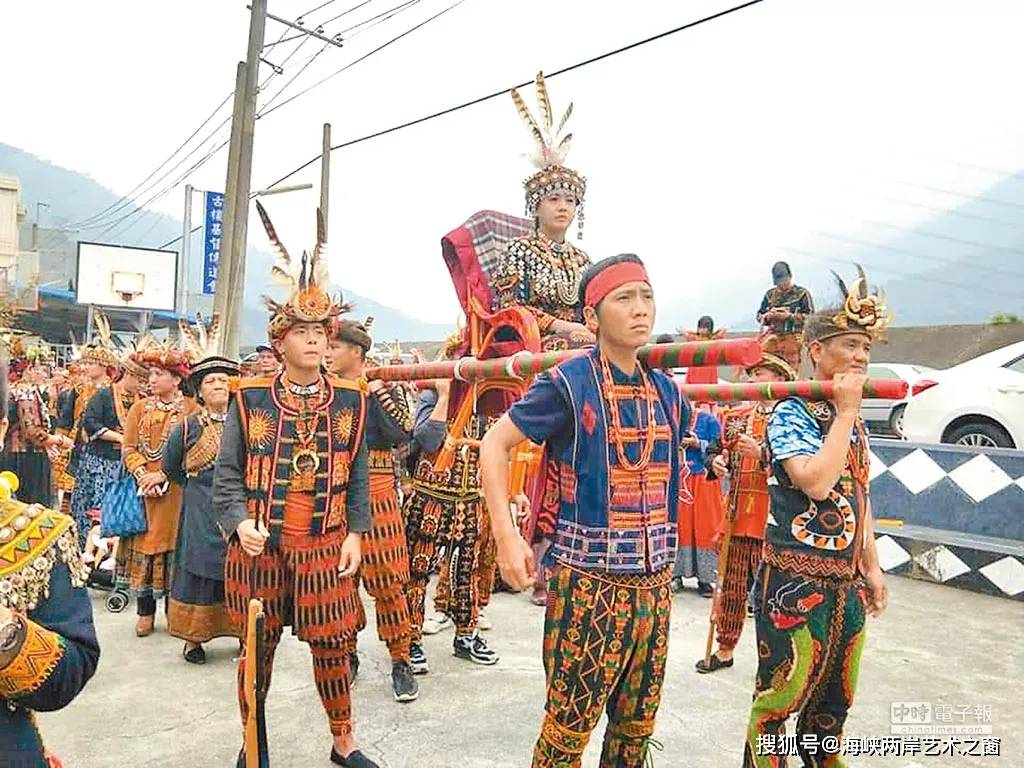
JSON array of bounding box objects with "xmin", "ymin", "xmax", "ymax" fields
[
  {"xmin": 902, "ymin": 340, "xmax": 1024, "ymax": 448},
  {"xmin": 861, "ymin": 363, "xmax": 935, "ymax": 437}
]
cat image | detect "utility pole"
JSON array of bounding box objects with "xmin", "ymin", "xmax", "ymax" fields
[
  {"xmin": 213, "ymin": 63, "xmax": 246, "ymax": 327},
  {"xmin": 215, "ymin": 0, "xmax": 266, "ymax": 357},
  {"xmin": 320, "ymin": 123, "xmax": 331, "ymax": 239},
  {"xmin": 178, "ymin": 184, "xmax": 192, "ymax": 315}
]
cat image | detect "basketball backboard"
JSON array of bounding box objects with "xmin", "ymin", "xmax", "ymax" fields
[{"xmin": 76, "ymin": 242, "xmax": 178, "ymax": 311}]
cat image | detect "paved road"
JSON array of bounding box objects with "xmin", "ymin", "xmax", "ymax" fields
[{"xmin": 40, "ymin": 576, "xmax": 1023, "ymax": 767}]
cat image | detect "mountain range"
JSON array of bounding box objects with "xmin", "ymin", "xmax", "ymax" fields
[
  {"xmin": 0, "ymin": 142, "xmax": 452, "ymax": 346},
  {"xmin": 4, "ymin": 142, "xmax": 1023, "ymax": 342}
]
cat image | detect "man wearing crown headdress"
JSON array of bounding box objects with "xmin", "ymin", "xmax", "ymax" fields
[
  {"xmin": 743, "ymin": 266, "xmax": 890, "ymax": 767},
  {"xmin": 0, "ymin": 352, "xmax": 101, "ymax": 768},
  {"xmin": 2, "ymin": 343, "xmax": 70, "ymax": 508},
  {"xmin": 482, "ymin": 254, "xmax": 690, "ymax": 768},
  {"xmin": 328, "ymin": 318, "xmax": 419, "ymax": 703},
  {"xmin": 119, "ymin": 337, "xmax": 198, "ymax": 638},
  {"xmin": 164, "ymin": 313, "xmax": 241, "ymax": 664},
  {"xmin": 70, "ymin": 321, "xmax": 148, "ymax": 550},
  {"xmin": 491, "ymin": 72, "xmax": 594, "ymax": 351},
  {"xmin": 213, "ymin": 203, "xmax": 378, "ymax": 768},
  {"xmin": 695, "ymin": 352, "xmax": 795, "ymax": 675},
  {"xmin": 56, "ymin": 319, "xmax": 120, "ymax": 540}
]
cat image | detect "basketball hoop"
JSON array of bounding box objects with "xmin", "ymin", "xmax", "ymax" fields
[{"xmin": 110, "ymin": 271, "xmax": 145, "ymax": 304}]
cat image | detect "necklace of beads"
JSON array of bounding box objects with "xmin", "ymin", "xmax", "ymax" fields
[
  {"xmin": 599, "ymin": 355, "xmax": 657, "ymax": 473},
  {"xmin": 139, "ymin": 394, "xmax": 184, "ymax": 461}
]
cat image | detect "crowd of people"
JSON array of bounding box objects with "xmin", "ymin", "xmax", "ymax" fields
[{"xmin": 1, "ymin": 72, "xmax": 891, "ymax": 768}]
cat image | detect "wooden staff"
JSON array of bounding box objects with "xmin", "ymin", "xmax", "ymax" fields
[{"xmin": 243, "ymin": 596, "xmax": 269, "ymax": 767}]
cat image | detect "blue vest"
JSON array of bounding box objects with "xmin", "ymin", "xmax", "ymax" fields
[{"xmin": 547, "ymin": 351, "xmax": 686, "ymax": 574}]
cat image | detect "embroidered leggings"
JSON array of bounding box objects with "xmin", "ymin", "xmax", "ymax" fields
[
  {"xmin": 534, "ymin": 565, "xmax": 672, "ymax": 768},
  {"xmin": 744, "ymin": 565, "xmax": 867, "ymax": 768}
]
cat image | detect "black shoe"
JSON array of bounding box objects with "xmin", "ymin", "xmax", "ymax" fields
[
  {"xmin": 391, "ymin": 660, "xmax": 419, "ymax": 702},
  {"xmin": 348, "ymin": 652, "xmax": 359, "ymax": 684},
  {"xmin": 183, "ymin": 643, "xmax": 206, "ymax": 665},
  {"xmin": 695, "ymin": 654, "xmax": 735, "ymax": 674},
  {"xmin": 453, "ymin": 633, "xmax": 499, "ymax": 666},
  {"xmin": 330, "ymin": 748, "xmax": 380, "ymax": 768},
  {"xmin": 236, "ymin": 749, "xmax": 245, "ymax": 768},
  {"xmin": 698, "ymin": 581, "xmax": 714, "ymax": 598},
  {"xmin": 409, "ymin": 642, "xmax": 429, "ymax": 675},
  {"xmin": 670, "ymin": 577, "xmax": 684, "ymax": 594}
]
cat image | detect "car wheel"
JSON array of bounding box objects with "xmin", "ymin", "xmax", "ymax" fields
[
  {"xmin": 945, "ymin": 421, "xmax": 1014, "ymax": 449},
  {"xmin": 889, "ymin": 405, "xmax": 907, "ymax": 438}
]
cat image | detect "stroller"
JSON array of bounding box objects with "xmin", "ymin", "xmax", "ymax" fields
[{"xmin": 82, "ymin": 510, "xmax": 130, "ymax": 612}]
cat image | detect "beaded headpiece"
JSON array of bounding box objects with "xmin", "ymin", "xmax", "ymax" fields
[
  {"xmin": 179, "ymin": 312, "xmax": 238, "ymax": 382},
  {"xmin": 805, "ymin": 265, "xmax": 893, "ymax": 344},
  {"xmin": 78, "ymin": 310, "xmax": 121, "ymax": 368},
  {"xmin": 511, "ymin": 72, "xmax": 587, "ymax": 236},
  {"xmin": 257, "ymin": 201, "xmax": 350, "ymax": 340},
  {"xmin": 138, "ymin": 336, "xmax": 192, "ymax": 378}
]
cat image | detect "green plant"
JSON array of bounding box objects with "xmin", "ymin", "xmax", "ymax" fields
[{"xmin": 990, "ymin": 312, "xmax": 1021, "ymax": 325}]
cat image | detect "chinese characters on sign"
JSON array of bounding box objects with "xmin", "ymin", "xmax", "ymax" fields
[{"xmin": 203, "ymin": 191, "xmax": 224, "ymax": 295}]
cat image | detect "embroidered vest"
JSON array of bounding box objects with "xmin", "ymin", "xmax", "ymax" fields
[
  {"xmin": 234, "ymin": 376, "xmax": 367, "ymax": 543},
  {"xmin": 365, "ymin": 383, "xmax": 413, "ymax": 476},
  {"xmin": 411, "ymin": 413, "xmax": 491, "ymax": 501},
  {"xmin": 548, "ymin": 352, "xmax": 684, "ymax": 574},
  {"xmin": 722, "ymin": 403, "xmax": 772, "ymax": 539},
  {"xmin": 765, "ymin": 397, "xmax": 869, "ymax": 581}
]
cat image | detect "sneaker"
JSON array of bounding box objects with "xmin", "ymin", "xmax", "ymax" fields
[
  {"xmin": 422, "ymin": 611, "xmax": 452, "ymax": 635},
  {"xmin": 477, "ymin": 609, "xmax": 493, "ymax": 631},
  {"xmin": 391, "ymin": 660, "xmax": 419, "ymax": 702},
  {"xmin": 453, "ymin": 633, "xmax": 499, "ymax": 666},
  {"xmin": 348, "ymin": 652, "xmax": 360, "ymax": 685},
  {"xmin": 409, "ymin": 642, "xmax": 429, "ymax": 675}
]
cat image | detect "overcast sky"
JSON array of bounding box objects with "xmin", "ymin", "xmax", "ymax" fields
[{"xmin": 6, "ymin": 0, "xmax": 1024, "ymax": 328}]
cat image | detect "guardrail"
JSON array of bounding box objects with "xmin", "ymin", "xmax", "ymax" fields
[{"xmin": 870, "ymin": 439, "xmax": 1024, "ymax": 601}]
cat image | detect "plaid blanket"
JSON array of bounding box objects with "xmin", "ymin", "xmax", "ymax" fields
[{"xmin": 441, "ymin": 210, "xmax": 531, "ymax": 317}]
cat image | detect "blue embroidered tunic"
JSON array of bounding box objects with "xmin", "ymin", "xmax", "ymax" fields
[{"xmin": 508, "ymin": 348, "xmax": 689, "ymax": 574}]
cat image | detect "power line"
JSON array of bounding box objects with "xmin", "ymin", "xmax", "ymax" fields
[
  {"xmin": 256, "ymin": 0, "xmax": 423, "ymax": 117},
  {"xmin": 878, "ymin": 194, "xmax": 1020, "ymax": 228},
  {"xmin": 65, "ymin": 1, "xmax": 355, "ymax": 231},
  {"xmin": 259, "ymin": 0, "xmax": 767, "ymax": 189},
  {"xmin": 813, "ymin": 231, "xmax": 1024, "ymax": 280},
  {"xmin": 257, "ymin": 0, "xmax": 470, "ymax": 119},
  {"xmin": 859, "ymin": 218, "xmax": 1024, "ymax": 257},
  {"xmin": 67, "ymin": 91, "xmax": 234, "ymax": 228},
  {"xmin": 892, "ymin": 179, "xmax": 1024, "ymax": 211},
  {"xmin": 779, "ymin": 246, "xmax": 1024, "ymax": 301}
]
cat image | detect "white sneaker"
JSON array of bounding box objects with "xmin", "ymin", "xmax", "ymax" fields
[
  {"xmin": 422, "ymin": 611, "xmax": 452, "ymax": 635},
  {"xmin": 478, "ymin": 609, "xmax": 492, "ymax": 631}
]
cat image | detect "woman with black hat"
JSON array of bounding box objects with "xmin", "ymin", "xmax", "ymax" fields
[{"xmin": 165, "ymin": 314, "xmax": 241, "ymax": 663}]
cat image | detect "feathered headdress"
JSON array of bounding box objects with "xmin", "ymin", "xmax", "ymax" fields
[
  {"xmin": 257, "ymin": 201, "xmax": 349, "ymax": 340},
  {"xmin": 511, "ymin": 72, "xmax": 587, "ymax": 232},
  {"xmin": 180, "ymin": 312, "xmax": 238, "ymax": 381},
  {"xmin": 805, "ymin": 265, "xmax": 893, "ymax": 343},
  {"xmin": 77, "ymin": 309, "xmax": 121, "ymax": 368}
]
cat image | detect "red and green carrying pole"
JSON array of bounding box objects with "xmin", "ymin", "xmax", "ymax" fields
[
  {"xmin": 365, "ymin": 338, "xmax": 762, "ymax": 382},
  {"xmin": 680, "ymin": 379, "xmax": 907, "ymax": 402},
  {"xmin": 365, "ymin": 338, "xmax": 908, "ymax": 401}
]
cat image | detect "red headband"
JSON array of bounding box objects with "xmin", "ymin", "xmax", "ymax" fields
[{"xmin": 584, "ymin": 261, "xmax": 650, "ymax": 307}]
